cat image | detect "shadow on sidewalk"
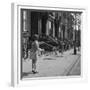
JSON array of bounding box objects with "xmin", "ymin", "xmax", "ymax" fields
[
  {"xmin": 43, "ymin": 55, "xmax": 64, "ymax": 60},
  {"xmin": 22, "ymin": 71, "xmax": 34, "ymax": 77},
  {"xmin": 70, "ymin": 53, "xmax": 81, "ymax": 56},
  {"xmin": 43, "ymin": 58, "xmax": 56, "ymax": 60}
]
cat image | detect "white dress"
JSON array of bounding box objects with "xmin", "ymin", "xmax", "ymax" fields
[{"xmin": 30, "ymin": 41, "xmax": 39, "ymax": 60}]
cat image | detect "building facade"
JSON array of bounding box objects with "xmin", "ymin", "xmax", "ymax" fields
[{"xmin": 21, "ymin": 9, "xmax": 82, "ymax": 58}]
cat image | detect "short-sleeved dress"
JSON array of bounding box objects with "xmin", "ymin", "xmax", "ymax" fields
[{"xmin": 30, "ymin": 41, "xmax": 39, "ymax": 60}]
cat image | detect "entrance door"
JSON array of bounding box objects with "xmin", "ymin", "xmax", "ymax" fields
[
  {"xmin": 62, "ymin": 25, "xmax": 65, "ymax": 40},
  {"xmin": 31, "ymin": 12, "xmax": 38, "ymax": 36}
]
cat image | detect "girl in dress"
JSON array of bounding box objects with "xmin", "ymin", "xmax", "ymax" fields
[{"xmin": 30, "ymin": 34, "xmax": 43, "ymax": 74}]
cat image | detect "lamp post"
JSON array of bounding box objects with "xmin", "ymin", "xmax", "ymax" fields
[{"xmin": 73, "ymin": 13, "xmax": 77, "ymax": 55}]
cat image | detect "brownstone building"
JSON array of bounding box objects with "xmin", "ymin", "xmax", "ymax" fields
[{"xmin": 21, "ymin": 9, "xmax": 82, "ymax": 58}]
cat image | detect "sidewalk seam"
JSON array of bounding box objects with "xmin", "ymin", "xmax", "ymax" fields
[{"xmin": 62, "ymin": 55, "xmax": 80, "ymax": 76}]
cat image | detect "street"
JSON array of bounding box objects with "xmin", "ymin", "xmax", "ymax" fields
[{"xmin": 22, "ymin": 49, "xmax": 81, "ymax": 78}]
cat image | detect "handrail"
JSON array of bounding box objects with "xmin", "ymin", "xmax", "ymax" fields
[
  {"xmin": 48, "ymin": 36, "xmax": 58, "ymax": 44},
  {"xmin": 40, "ymin": 41, "xmax": 54, "ymax": 48}
]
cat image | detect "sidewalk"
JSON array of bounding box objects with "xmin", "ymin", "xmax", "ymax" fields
[{"xmin": 22, "ymin": 49, "xmax": 81, "ymax": 78}]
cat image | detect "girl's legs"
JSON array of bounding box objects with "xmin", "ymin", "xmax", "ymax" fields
[
  {"xmin": 32, "ymin": 59, "xmax": 37, "ymax": 73},
  {"xmin": 32, "ymin": 61, "xmax": 34, "ymax": 71}
]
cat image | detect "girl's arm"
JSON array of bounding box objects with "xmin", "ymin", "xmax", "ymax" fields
[{"xmin": 36, "ymin": 41, "xmax": 44, "ymax": 51}]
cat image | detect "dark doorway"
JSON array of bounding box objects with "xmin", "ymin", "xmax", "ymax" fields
[
  {"xmin": 62, "ymin": 25, "xmax": 65, "ymax": 40},
  {"xmin": 31, "ymin": 12, "xmax": 38, "ymax": 36},
  {"xmin": 42, "ymin": 16, "xmax": 46, "ymax": 34}
]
